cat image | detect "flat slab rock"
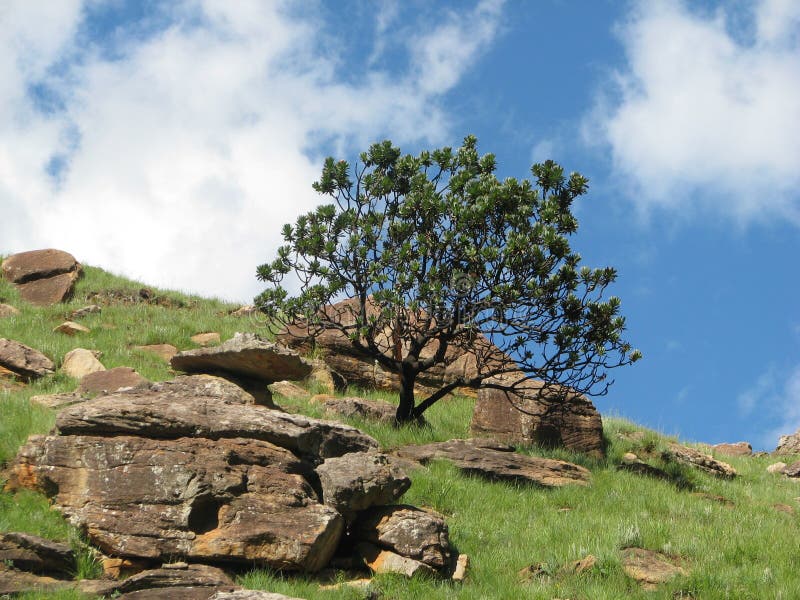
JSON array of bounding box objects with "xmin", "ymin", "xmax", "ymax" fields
[
  {"xmin": 171, "ymin": 332, "xmax": 312, "ymax": 383},
  {"xmin": 471, "ymin": 377, "xmax": 605, "ymax": 457},
  {"xmin": 663, "ymin": 443, "xmax": 737, "ymax": 478},
  {"xmin": 55, "ymin": 393, "xmax": 378, "ymax": 461},
  {"xmin": 621, "ymin": 547, "xmax": 687, "ymax": 589},
  {"xmin": 78, "ymin": 366, "xmax": 150, "ymax": 394},
  {"xmin": 394, "ymin": 438, "xmax": 591, "ymax": 487},
  {"xmin": 7, "ymin": 434, "xmax": 343, "ymax": 571},
  {"xmin": 0, "ymin": 532, "xmax": 74, "ymax": 574},
  {"xmin": 0, "ymin": 338, "xmax": 55, "ymax": 381}
]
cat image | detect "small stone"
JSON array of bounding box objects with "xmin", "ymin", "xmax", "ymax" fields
[
  {"xmin": 622, "ymin": 452, "xmax": 639, "ymax": 463},
  {"xmin": 450, "ymin": 553, "xmax": 469, "ymax": 581},
  {"xmin": 54, "ymin": 321, "xmax": 90, "ymax": 336},
  {"xmin": 561, "ymin": 554, "xmax": 596, "ymax": 575},
  {"xmin": 70, "ymin": 305, "xmax": 101, "ymax": 319},
  {"xmin": 0, "ymin": 303, "xmax": 20, "ymax": 318},
  {"xmin": 191, "ymin": 332, "xmax": 221, "ymax": 346},
  {"xmin": 62, "ymin": 348, "xmax": 105, "ymax": 379},
  {"xmin": 621, "ymin": 547, "xmax": 686, "ymax": 589},
  {"xmin": 133, "ymin": 344, "xmax": 178, "ymax": 362},
  {"xmin": 268, "ymin": 380, "xmax": 310, "ymax": 400},
  {"xmin": 518, "ymin": 562, "xmax": 549, "ymax": 582},
  {"xmin": 767, "ymin": 462, "xmax": 787, "ymax": 474},
  {"xmin": 356, "ymin": 542, "xmax": 439, "ymax": 578}
]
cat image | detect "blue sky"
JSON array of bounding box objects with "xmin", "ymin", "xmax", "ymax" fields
[{"xmin": 2, "ymin": 0, "xmax": 799, "ymax": 449}]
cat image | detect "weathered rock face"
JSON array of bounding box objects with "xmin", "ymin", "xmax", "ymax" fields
[
  {"xmin": 394, "ymin": 438, "xmax": 591, "ymax": 487},
  {"xmin": 61, "ymin": 348, "xmax": 105, "ymax": 379},
  {"xmin": 1, "ymin": 249, "xmax": 81, "ymax": 305},
  {"xmin": 663, "ymin": 443, "xmax": 737, "ymax": 478},
  {"xmin": 171, "ymin": 333, "xmax": 313, "ymax": 405},
  {"xmin": 78, "ymin": 366, "xmax": 150, "ymax": 394},
  {"xmin": 316, "ymin": 452, "xmax": 411, "ymax": 521},
  {"xmin": 775, "ymin": 429, "xmax": 800, "ymax": 455},
  {"xmin": 147, "ymin": 374, "xmax": 256, "ymax": 404},
  {"xmin": 471, "ymin": 378, "xmax": 605, "ymax": 457},
  {"xmin": 0, "ymin": 339, "xmax": 55, "ymax": 381},
  {"xmin": 0, "ymin": 533, "xmax": 74, "ymax": 574},
  {"xmin": 55, "ymin": 394, "xmax": 378, "ymax": 462},
  {"xmin": 312, "ymin": 395, "xmax": 397, "ymax": 423},
  {"xmin": 353, "ymin": 505, "xmax": 450, "ymax": 569},
  {"xmin": 7, "ymin": 434, "xmax": 343, "ymax": 571},
  {"xmin": 712, "ymin": 441, "xmax": 752, "ymax": 457}
]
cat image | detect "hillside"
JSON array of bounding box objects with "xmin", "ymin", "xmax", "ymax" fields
[{"xmin": 1, "ymin": 261, "xmax": 799, "ymax": 600}]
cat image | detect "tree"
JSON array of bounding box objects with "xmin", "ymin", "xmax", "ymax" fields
[{"xmin": 255, "ymin": 135, "xmax": 641, "ymax": 424}]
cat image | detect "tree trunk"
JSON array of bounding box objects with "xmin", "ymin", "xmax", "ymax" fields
[{"xmin": 395, "ymin": 364, "xmax": 417, "ymax": 424}]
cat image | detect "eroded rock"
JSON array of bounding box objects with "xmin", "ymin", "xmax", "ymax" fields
[
  {"xmin": 775, "ymin": 429, "xmax": 800, "ymax": 456},
  {"xmin": 0, "ymin": 339, "xmax": 55, "ymax": 381},
  {"xmin": 663, "ymin": 443, "xmax": 736, "ymax": 478}
]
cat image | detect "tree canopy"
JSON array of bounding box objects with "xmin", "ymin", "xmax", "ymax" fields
[{"xmin": 256, "ymin": 135, "xmax": 640, "ymax": 423}]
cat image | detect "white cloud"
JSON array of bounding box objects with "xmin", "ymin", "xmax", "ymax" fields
[
  {"xmin": 0, "ymin": 0, "xmax": 504, "ymax": 301},
  {"xmin": 587, "ymin": 1, "xmax": 800, "ymax": 225},
  {"xmin": 738, "ymin": 364, "xmax": 800, "ymax": 449}
]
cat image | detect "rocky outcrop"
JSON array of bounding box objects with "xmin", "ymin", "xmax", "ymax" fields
[
  {"xmin": 316, "ymin": 452, "xmax": 410, "ymax": 521},
  {"xmin": 394, "ymin": 438, "xmax": 591, "ymax": 487},
  {"xmin": 0, "ymin": 533, "xmax": 74, "ymax": 574},
  {"xmin": 353, "ymin": 505, "xmax": 450, "ymax": 569},
  {"xmin": 1, "ymin": 249, "xmax": 81, "ymax": 305},
  {"xmin": 61, "ymin": 348, "xmax": 105, "ymax": 379},
  {"xmin": 55, "ymin": 394, "xmax": 378, "ymax": 462},
  {"xmin": 471, "ymin": 378, "xmax": 605, "ymax": 457},
  {"xmin": 171, "ymin": 333, "xmax": 312, "ymax": 405},
  {"xmin": 662, "ymin": 443, "xmax": 737, "ymax": 478},
  {"xmin": 312, "ymin": 395, "xmax": 397, "ymax": 423},
  {"xmin": 775, "ymin": 429, "xmax": 800, "ymax": 455},
  {"xmin": 78, "ymin": 366, "xmax": 150, "ymax": 394},
  {"xmin": 0, "ymin": 339, "xmax": 54, "ymax": 381}
]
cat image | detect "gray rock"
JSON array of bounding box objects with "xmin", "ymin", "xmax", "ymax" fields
[
  {"xmin": 783, "ymin": 460, "xmax": 800, "ymax": 477},
  {"xmin": 0, "ymin": 338, "xmax": 55, "ymax": 381},
  {"xmin": 317, "ymin": 452, "xmax": 411, "ymax": 521},
  {"xmin": 353, "ymin": 505, "xmax": 450, "ymax": 569},
  {"xmin": 356, "ymin": 542, "xmax": 439, "ymax": 578},
  {"xmin": 394, "ymin": 438, "xmax": 591, "ymax": 487},
  {"xmin": 56, "ymin": 394, "xmax": 379, "ymax": 462}
]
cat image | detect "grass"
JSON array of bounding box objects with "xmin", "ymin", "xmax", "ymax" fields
[{"xmin": 2, "ymin": 265, "xmax": 800, "ymax": 598}]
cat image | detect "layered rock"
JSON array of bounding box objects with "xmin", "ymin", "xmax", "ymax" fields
[
  {"xmin": 0, "ymin": 533, "xmax": 74, "ymax": 574},
  {"xmin": 1, "ymin": 249, "xmax": 81, "ymax": 305},
  {"xmin": 0, "ymin": 339, "xmax": 54, "ymax": 381},
  {"xmin": 471, "ymin": 378, "xmax": 605, "ymax": 457},
  {"xmin": 775, "ymin": 429, "xmax": 800, "ymax": 455},
  {"xmin": 394, "ymin": 438, "xmax": 591, "ymax": 487}
]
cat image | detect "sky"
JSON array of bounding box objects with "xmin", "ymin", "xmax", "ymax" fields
[{"xmin": 1, "ymin": 0, "xmax": 799, "ymax": 449}]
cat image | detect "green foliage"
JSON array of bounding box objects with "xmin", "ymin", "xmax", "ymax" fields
[{"xmin": 257, "ymin": 136, "xmax": 640, "ymax": 422}]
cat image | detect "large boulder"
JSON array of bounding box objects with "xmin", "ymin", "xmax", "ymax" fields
[
  {"xmin": 7, "ymin": 434, "xmax": 343, "ymax": 571},
  {"xmin": 171, "ymin": 333, "xmax": 312, "ymax": 405},
  {"xmin": 316, "ymin": 452, "xmax": 411, "ymax": 521},
  {"xmin": 394, "ymin": 438, "xmax": 591, "ymax": 487},
  {"xmin": 471, "ymin": 377, "xmax": 605, "ymax": 457},
  {"xmin": 775, "ymin": 429, "xmax": 800, "ymax": 455},
  {"xmin": 353, "ymin": 505, "xmax": 450, "ymax": 569},
  {"xmin": 0, "ymin": 339, "xmax": 55, "ymax": 381},
  {"xmin": 55, "ymin": 393, "xmax": 378, "ymax": 462},
  {"xmin": 1, "ymin": 249, "xmax": 81, "ymax": 305}
]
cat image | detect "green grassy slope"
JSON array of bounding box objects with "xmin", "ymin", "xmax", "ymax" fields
[{"xmin": 1, "ymin": 265, "xmax": 799, "ymax": 599}]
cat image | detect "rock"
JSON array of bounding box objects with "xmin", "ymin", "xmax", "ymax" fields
[
  {"xmin": 0, "ymin": 532, "xmax": 74, "ymax": 574},
  {"xmin": 662, "ymin": 443, "xmax": 737, "ymax": 478},
  {"xmin": 29, "ymin": 392, "xmax": 88, "ymax": 410},
  {"xmin": 70, "ymin": 304, "xmax": 101, "ymax": 319},
  {"xmin": 1, "ymin": 249, "xmax": 78, "ymax": 283},
  {"xmin": 7, "ymin": 434, "xmax": 344, "ymax": 571},
  {"xmin": 312, "ymin": 395, "xmax": 397, "ymax": 423},
  {"xmin": 783, "ymin": 461, "xmax": 800, "ymax": 477},
  {"xmin": 191, "ymin": 332, "xmax": 221, "ymax": 346},
  {"xmin": 147, "ymin": 374, "xmax": 255, "ymax": 404},
  {"xmin": 775, "ymin": 429, "xmax": 800, "ymax": 455},
  {"xmin": 112, "ymin": 564, "xmax": 236, "ymax": 595},
  {"xmin": 78, "ymin": 366, "xmax": 150, "ymax": 394},
  {"xmin": 767, "ymin": 462, "xmax": 787, "ymax": 474},
  {"xmin": 394, "ymin": 438, "xmax": 591, "ymax": 487},
  {"xmin": 356, "ymin": 542, "xmax": 439, "ymax": 578},
  {"xmin": 620, "ymin": 547, "xmax": 686, "ymax": 589},
  {"xmin": 0, "ymin": 568, "xmax": 70, "ymax": 595},
  {"xmin": 15, "ymin": 272, "xmax": 80, "ymax": 305},
  {"xmin": 307, "ymin": 360, "xmax": 347, "ymax": 393},
  {"xmin": 712, "ymin": 441, "xmax": 752, "ymax": 456},
  {"xmin": 561, "ymin": 554, "xmax": 596, "ymax": 575},
  {"xmin": 171, "ymin": 332, "xmax": 313, "ymax": 405},
  {"xmin": 518, "ymin": 562, "xmax": 549, "ymax": 582},
  {"xmin": 53, "ymin": 321, "xmax": 90, "ymax": 336},
  {"xmin": 269, "ymin": 380, "xmax": 311, "ymax": 400},
  {"xmin": 353, "ymin": 505, "xmax": 450, "ymax": 569},
  {"xmin": 61, "ymin": 348, "xmax": 105, "ymax": 378},
  {"xmin": 316, "ymin": 452, "xmax": 411, "ymax": 521},
  {"xmin": 117, "ymin": 589, "xmax": 230, "ymax": 600},
  {"xmin": 102, "ymin": 556, "xmax": 150, "ymax": 578},
  {"xmin": 230, "ymin": 305, "xmax": 258, "ymax": 317},
  {"xmin": 211, "ymin": 591, "xmax": 306, "ymax": 600},
  {"xmin": 617, "ymin": 455, "xmax": 672, "ymax": 482},
  {"xmin": 55, "ymin": 394, "xmax": 379, "ymax": 461},
  {"xmin": 0, "ymin": 303, "xmax": 19, "ymax": 318},
  {"xmin": 133, "ymin": 343, "xmax": 179, "ymax": 362},
  {"xmin": 449, "ymin": 552, "xmax": 469, "ymax": 581},
  {"xmin": 471, "ymin": 377, "xmax": 605, "ymax": 457},
  {"xmin": 0, "ymin": 338, "xmax": 55, "ymax": 381}
]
